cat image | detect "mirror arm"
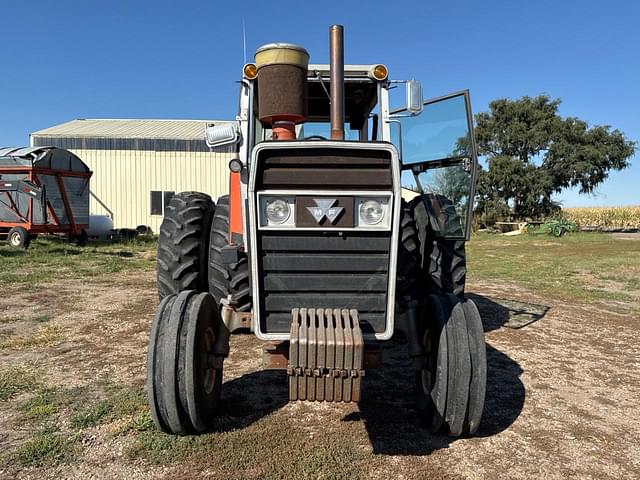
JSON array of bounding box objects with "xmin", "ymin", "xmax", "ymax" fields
[
  {"xmin": 385, "ymin": 119, "xmax": 403, "ymax": 160},
  {"xmin": 388, "ymin": 112, "xmax": 417, "ymax": 119},
  {"xmin": 412, "ymin": 170, "xmax": 425, "ymax": 194}
]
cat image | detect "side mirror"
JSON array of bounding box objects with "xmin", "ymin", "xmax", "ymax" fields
[
  {"xmin": 205, "ymin": 123, "xmax": 241, "ymax": 149},
  {"xmin": 406, "ymin": 80, "xmax": 423, "ymax": 115}
]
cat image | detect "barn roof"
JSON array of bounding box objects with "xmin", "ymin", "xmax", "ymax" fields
[{"xmin": 31, "ymin": 119, "xmax": 231, "ymax": 141}]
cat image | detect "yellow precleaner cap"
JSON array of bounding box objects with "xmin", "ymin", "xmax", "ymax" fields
[{"xmin": 255, "ymin": 43, "xmax": 309, "ymax": 70}]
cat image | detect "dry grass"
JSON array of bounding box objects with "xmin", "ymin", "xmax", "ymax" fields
[{"xmin": 0, "ymin": 324, "xmax": 63, "ymax": 351}]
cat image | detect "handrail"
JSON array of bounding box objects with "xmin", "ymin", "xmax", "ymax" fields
[{"xmin": 89, "ymin": 190, "xmax": 114, "ymax": 222}]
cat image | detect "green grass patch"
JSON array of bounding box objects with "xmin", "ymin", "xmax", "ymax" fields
[
  {"xmin": 0, "ymin": 236, "xmax": 157, "ymax": 288},
  {"xmin": 32, "ymin": 314, "xmax": 51, "ymax": 324},
  {"xmin": 0, "ymin": 364, "xmax": 39, "ymax": 401},
  {"xmin": 467, "ymin": 232, "xmax": 640, "ymax": 309},
  {"xmin": 65, "ymin": 378, "xmax": 149, "ymax": 431},
  {"xmin": 109, "ymin": 384, "xmax": 148, "ymax": 418},
  {"xmin": 18, "ymin": 388, "xmax": 59, "ymax": 419},
  {"xmin": 12, "ymin": 427, "xmax": 78, "ymax": 467},
  {"xmin": 12, "ymin": 379, "xmax": 147, "ymax": 432},
  {"xmin": 71, "ymin": 401, "xmax": 112, "ymax": 429}
]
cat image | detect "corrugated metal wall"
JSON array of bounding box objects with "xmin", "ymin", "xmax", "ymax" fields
[{"xmin": 52, "ymin": 147, "xmax": 231, "ymax": 232}]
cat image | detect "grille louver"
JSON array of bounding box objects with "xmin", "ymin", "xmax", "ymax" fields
[{"xmin": 259, "ymin": 232, "xmax": 390, "ymax": 334}]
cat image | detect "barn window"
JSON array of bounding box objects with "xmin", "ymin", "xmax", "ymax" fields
[
  {"xmin": 150, "ymin": 191, "xmax": 163, "ymax": 215},
  {"xmin": 163, "ymin": 191, "xmax": 175, "ymax": 210},
  {"xmin": 151, "ymin": 190, "xmax": 176, "ymax": 216}
]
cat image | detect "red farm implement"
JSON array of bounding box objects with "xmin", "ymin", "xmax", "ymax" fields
[{"xmin": 0, "ymin": 147, "xmax": 92, "ymax": 248}]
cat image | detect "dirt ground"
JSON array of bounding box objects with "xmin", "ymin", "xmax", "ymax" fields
[{"xmin": 1, "ymin": 264, "xmax": 638, "ymax": 480}]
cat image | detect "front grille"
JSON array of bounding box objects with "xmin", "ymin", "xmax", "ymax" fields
[
  {"xmin": 257, "ymin": 148, "xmax": 392, "ymax": 190},
  {"xmin": 258, "ymin": 232, "xmax": 390, "ymax": 334}
]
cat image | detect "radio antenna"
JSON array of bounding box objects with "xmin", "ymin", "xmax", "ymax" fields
[{"xmin": 242, "ymin": 18, "xmax": 247, "ymax": 64}]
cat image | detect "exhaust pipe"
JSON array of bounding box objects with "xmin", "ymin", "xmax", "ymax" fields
[{"xmin": 329, "ymin": 25, "xmax": 345, "ymax": 140}]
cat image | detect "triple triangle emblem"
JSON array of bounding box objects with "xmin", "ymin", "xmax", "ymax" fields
[{"xmin": 307, "ymin": 198, "xmax": 344, "ymax": 224}]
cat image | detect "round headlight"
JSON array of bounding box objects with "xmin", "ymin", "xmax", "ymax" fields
[
  {"xmin": 360, "ymin": 199, "xmax": 384, "ymax": 225},
  {"xmin": 228, "ymin": 158, "xmax": 243, "ymax": 173},
  {"xmin": 265, "ymin": 199, "xmax": 291, "ymax": 224}
]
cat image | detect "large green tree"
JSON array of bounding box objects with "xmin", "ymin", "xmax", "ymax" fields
[{"xmin": 474, "ymin": 95, "xmax": 636, "ymax": 219}]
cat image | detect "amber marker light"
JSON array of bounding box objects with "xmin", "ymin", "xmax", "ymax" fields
[
  {"xmin": 369, "ymin": 64, "xmax": 388, "ymax": 81},
  {"xmin": 243, "ymin": 63, "xmax": 258, "ymax": 79}
]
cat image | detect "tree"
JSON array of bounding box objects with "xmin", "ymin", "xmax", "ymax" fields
[{"xmin": 474, "ymin": 95, "xmax": 636, "ymax": 220}]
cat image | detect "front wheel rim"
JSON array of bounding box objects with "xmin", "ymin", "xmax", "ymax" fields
[
  {"xmin": 203, "ymin": 328, "xmax": 217, "ymax": 394},
  {"xmin": 420, "ymin": 327, "xmax": 435, "ymax": 395}
]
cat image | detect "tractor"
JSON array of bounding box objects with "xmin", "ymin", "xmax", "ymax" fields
[{"xmin": 147, "ymin": 25, "xmax": 485, "ymax": 437}]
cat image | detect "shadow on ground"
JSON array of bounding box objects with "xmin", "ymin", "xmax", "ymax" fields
[
  {"xmin": 216, "ymin": 293, "xmax": 542, "ymax": 454},
  {"xmin": 357, "ymin": 293, "xmax": 535, "ymax": 455},
  {"xmin": 469, "ymin": 293, "xmax": 549, "ymax": 331},
  {"xmin": 212, "ymin": 370, "xmax": 289, "ymax": 432},
  {"xmin": 0, "ymin": 249, "xmax": 27, "ymax": 257}
]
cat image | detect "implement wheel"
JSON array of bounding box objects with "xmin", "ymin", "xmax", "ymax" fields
[
  {"xmin": 74, "ymin": 229, "xmax": 88, "ymax": 247},
  {"xmin": 147, "ymin": 290, "xmax": 225, "ymax": 434},
  {"xmin": 8, "ymin": 227, "xmax": 30, "ymax": 249},
  {"xmin": 416, "ymin": 294, "xmax": 486, "ymax": 436}
]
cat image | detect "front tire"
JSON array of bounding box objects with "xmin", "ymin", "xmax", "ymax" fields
[
  {"xmin": 157, "ymin": 192, "xmax": 215, "ymax": 299},
  {"xmin": 147, "ymin": 291, "xmax": 224, "ymax": 434},
  {"xmin": 416, "ymin": 294, "xmax": 486, "ymax": 436}
]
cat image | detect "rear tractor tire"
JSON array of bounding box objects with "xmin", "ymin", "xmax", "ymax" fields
[
  {"xmin": 157, "ymin": 192, "xmax": 215, "ymax": 299},
  {"xmin": 208, "ymin": 195, "xmax": 252, "ymax": 314},
  {"xmin": 416, "ymin": 294, "xmax": 486, "ymax": 436},
  {"xmin": 147, "ymin": 290, "xmax": 226, "ymax": 434},
  {"xmin": 410, "ymin": 194, "xmax": 467, "ymax": 298},
  {"xmin": 396, "ymin": 200, "xmax": 420, "ymax": 312}
]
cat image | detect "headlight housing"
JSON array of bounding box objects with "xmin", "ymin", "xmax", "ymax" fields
[
  {"xmin": 359, "ymin": 199, "xmax": 384, "ymax": 225},
  {"xmin": 265, "ymin": 198, "xmax": 291, "ymax": 224}
]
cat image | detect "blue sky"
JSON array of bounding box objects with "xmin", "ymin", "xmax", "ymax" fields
[{"xmin": 1, "ymin": 0, "xmax": 638, "ymax": 206}]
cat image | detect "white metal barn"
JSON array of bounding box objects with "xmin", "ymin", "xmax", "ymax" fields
[{"xmin": 30, "ymin": 119, "xmax": 233, "ymax": 232}]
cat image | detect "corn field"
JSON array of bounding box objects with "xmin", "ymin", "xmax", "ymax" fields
[{"xmin": 563, "ymin": 206, "xmax": 640, "ymax": 228}]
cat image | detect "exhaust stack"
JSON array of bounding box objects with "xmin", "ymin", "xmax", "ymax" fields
[{"xmin": 329, "ymin": 25, "xmax": 345, "ymax": 140}]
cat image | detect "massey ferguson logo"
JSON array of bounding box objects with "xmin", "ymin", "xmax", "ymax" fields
[{"xmin": 307, "ymin": 198, "xmax": 344, "ymax": 224}]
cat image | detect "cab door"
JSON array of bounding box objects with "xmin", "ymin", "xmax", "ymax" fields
[{"xmin": 391, "ymin": 90, "xmax": 478, "ymax": 240}]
